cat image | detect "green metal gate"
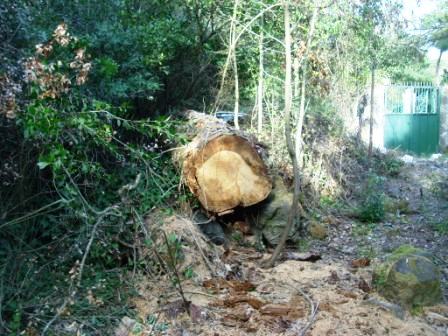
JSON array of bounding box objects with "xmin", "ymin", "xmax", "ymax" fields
[{"xmin": 384, "ymin": 84, "xmax": 440, "ymax": 154}]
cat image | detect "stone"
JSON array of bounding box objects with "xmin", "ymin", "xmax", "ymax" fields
[
  {"xmin": 380, "ymin": 255, "xmax": 442, "ymax": 308},
  {"xmin": 193, "ymin": 211, "xmax": 226, "ymax": 245},
  {"xmin": 401, "ymin": 154, "xmax": 414, "ymax": 164},
  {"xmin": 308, "ymin": 220, "xmax": 328, "ymax": 240},
  {"xmin": 114, "ymin": 317, "xmax": 137, "ymax": 336},
  {"xmin": 258, "ymin": 178, "xmax": 300, "ymax": 246}
]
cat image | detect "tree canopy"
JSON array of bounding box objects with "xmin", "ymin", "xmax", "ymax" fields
[{"xmin": 0, "ymin": 1, "xmax": 443, "ymax": 334}]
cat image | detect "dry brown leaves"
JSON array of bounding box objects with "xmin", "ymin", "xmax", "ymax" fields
[
  {"xmin": 350, "ymin": 257, "xmax": 371, "ymax": 268},
  {"xmin": 0, "ymin": 74, "xmax": 18, "ymax": 119},
  {"xmin": 24, "ymin": 23, "xmax": 91, "ymax": 100},
  {"xmin": 358, "ymin": 277, "xmax": 371, "ymax": 293},
  {"xmin": 203, "ymin": 278, "xmax": 256, "ymax": 294},
  {"xmin": 212, "ymin": 294, "xmax": 265, "ymax": 310},
  {"xmin": 205, "ymin": 274, "xmax": 307, "ymax": 334}
]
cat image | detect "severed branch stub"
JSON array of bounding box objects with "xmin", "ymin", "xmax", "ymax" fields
[{"xmin": 178, "ymin": 111, "xmax": 272, "ymax": 216}]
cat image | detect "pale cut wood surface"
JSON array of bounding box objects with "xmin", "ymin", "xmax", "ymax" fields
[{"xmin": 181, "ymin": 111, "xmax": 271, "ymax": 214}]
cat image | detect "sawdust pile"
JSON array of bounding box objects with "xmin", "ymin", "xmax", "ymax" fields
[{"xmin": 119, "ymin": 216, "xmax": 448, "ymax": 336}]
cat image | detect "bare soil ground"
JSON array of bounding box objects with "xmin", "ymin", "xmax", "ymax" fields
[
  {"xmin": 311, "ymin": 157, "xmax": 448, "ymax": 300},
  {"xmin": 122, "ymin": 157, "xmax": 448, "ymax": 336}
]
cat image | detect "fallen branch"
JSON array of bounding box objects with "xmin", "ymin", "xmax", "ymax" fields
[
  {"xmin": 77, "ymin": 205, "xmax": 120, "ymax": 287},
  {"xmin": 288, "ymin": 282, "xmax": 319, "ymax": 336},
  {"xmin": 41, "ymin": 290, "xmax": 76, "ymax": 336}
]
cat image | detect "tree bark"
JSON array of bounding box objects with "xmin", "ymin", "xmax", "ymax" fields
[
  {"xmin": 233, "ymin": 44, "xmax": 240, "ymax": 129},
  {"xmin": 214, "ymin": 0, "xmax": 240, "ymax": 113},
  {"xmin": 265, "ymin": 1, "xmax": 300, "ymax": 268},
  {"xmin": 257, "ymin": 23, "xmax": 264, "ymax": 135},
  {"xmin": 295, "ymin": 6, "xmax": 318, "ymax": 168},
  {"xmin": 368, "ymin": 65, "xmax": 375, "ymax": 157},
  {"xmin": 436, "ymin": 49, "xmax": 444, "ymax": 85},
  {"xmin": 213, "ymin": 3, "xmax": 281, "ymax": 112},
  {"xmin": 179, "ymin": 111, "xmax": 271, "ymax": 215}
]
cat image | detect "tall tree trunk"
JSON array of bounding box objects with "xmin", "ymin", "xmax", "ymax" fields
[
  {"xmin": 265, "ymin": 1, "xmax": 300, "ymax": 268},
  {"xmin": 257, "ymin": 23, "xmax": 264, "ymax": 134},
  {"xmin": 295, "ymin": 6, "xmax": 318, "ymax": 168},
  {"xmin": 357, "ymin": 109, "xmax": 363, "ymax": 144},
  {"xmin": 368, "ymin": 65, "xmax": 375, "ymax": 157},
  {"xmin": 233, "ymin": 49, "xmax": 240, "ymax": 129},
  {"xmin": 357, "ymin": 93, "xmax": 367, "ymax": 144},
  {"xmin": 436, "ymin": 49, "xmax": 444, "ymax": 85},
  {"xmin": 214, "ymin": 0, "xmax": 240, "ymax": 113},
  {"xmin": 295, "ymin": 69, "xmax": 307, "ymax": 168},
  {"xmin": 293, "ymin": 57, "xmax": 300, "ymax": 101}
]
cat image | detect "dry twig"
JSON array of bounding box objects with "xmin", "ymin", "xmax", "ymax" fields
[{"xmin": 288, "ymin": 282, "xmax": 319, "ymax": 336}]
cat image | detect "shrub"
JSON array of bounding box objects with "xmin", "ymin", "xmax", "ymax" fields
[
  {"xmin": 358, "ymin": 174, "xmax": 385, "ymax": 222},
  {"xmin": 0, "ymin": 24, "xmax": 185, "ymax": 334},
  {"xmin": 374, "ymin": 153, "xmax": 403, "ymax": 177}
]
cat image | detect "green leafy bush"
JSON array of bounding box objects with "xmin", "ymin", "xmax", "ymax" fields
[
  {"xmin": 433, "ymin": 220, "xmax": 448, "ymax": 235},
  {"xmin": 358, "ymin": 174, "xmax": 386, "ymax": 222},
  {"xmin": 0, "ymin": 24, "xmax": 185, "ymax": 334},
  {"xmin": 374, "ymin": 153, "xmax": 403, "ymax": 177}
]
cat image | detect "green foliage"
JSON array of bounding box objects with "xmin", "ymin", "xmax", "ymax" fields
[
  {"xmin": 373, "ymin": 244, "xmax": 422, "ymax": 289},
  {"xmin": 296, "ymin": 239, "xmax": 311, "ymax": 253},
  {"xmin": 319, "ymin": 195, "xmax": 337, "ymax": 209},
  {"xmin": 183, "ymin": 266, "xmax": 196, "ymax": 280},
  {"xmin": 0, "ymin": 0, "xmax": 439, "ymax": 334},
  {"xmin": 358, "ymin": 174, "xmax": 386, "ymax": 223},
  {"xmin": 374, "ymin": 153, "xmax": 404, "ymax": 177},
  {"xmin": 421, "ymin": 1, "xmax": 448, "ymax": 51},
  {"xmin": 22, "ymin": 0, "xmax": 222, "ymax": 108},
  {"xmin": 304, "ymin": 99, "xmax": 344, "ymax": 140},
  {"xmin": 372, "ymin": 264, "xmax": 388, "ymax": 288},
  {"xmin": 433, "ymin": 220, "xmax": 448, "ymax": 235},
  {"xmin": 352, "ymin": 222, "xmax": 376, "ymax": 236},
  {"xmin": 357, "ymin": 244, "xmax": 377, "ymax": 259},
  {"xmin": 231, "ymin": 231, "xmax": 243, "ymax": 243},
  {"xmin": 0, "ymin": 24, "xmax": 186, "ymax": 334}
]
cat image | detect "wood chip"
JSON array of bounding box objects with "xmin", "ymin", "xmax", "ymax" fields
[
  {"xmin": 337, "ymin": 289, "xmax": 358, "ymax": 300},
  {"xmin": 203, "ymin": 278, "xmax": 256, "ymax": 293},
  {"xmin": 260, "ymin": 304, "xmax": 291, "ymax": 316},
  {"xmin": 232, "ymin": 221, "xmax": 252, "ymax": 234},
  {"xmin": 328, "ymin": 270, "xmax": 339, "ymax": 284},
  {"xmin": 280, "ymin": 252, "xmax": 322, "ymax": 262},
  {"xmin": 212, "ymin": 295, "xmax": 265, "ymax": 310},
  {"xmin": 358, "ymin": 277, "xmax": 371, "ymax": 293},
  {"xmin": 223, "ymin": 303, "xmax": 253, "ymax": 322},
  {"xmin": 351, "ymin": 258, "xmax": 371, "ymax": 268}
]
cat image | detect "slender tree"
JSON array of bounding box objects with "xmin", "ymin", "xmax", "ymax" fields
[
  {"xmin": 257, "ymin": 18, "xmax": 264, "ymax": 134},
  {"xmin": 368, "ymin": 64, "xmax": 375, "ymax": 156},
  {"xmin": 265, "ymin": 1, "xmax": 299, "ymax": 267}
]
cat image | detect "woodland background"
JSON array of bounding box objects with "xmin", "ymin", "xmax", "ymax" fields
[{"xmin": 0, "ymin": 0, "xmax": 447, "ymax": 334}]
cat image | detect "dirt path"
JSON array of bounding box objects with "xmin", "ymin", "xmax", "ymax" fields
[
  {"xmin": 310, "ymin": 157, "xmax": 448, "ymax": 300},
  {"xmin": 124, "ymin": 157, "xmax": 448, "ymax": 336}
]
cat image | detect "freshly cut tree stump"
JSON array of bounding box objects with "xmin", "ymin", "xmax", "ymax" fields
[{"xmin": 180, "ymin": 111, "xmax": 272, "ymax": 215}]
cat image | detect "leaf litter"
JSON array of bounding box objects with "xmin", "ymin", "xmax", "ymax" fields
[{"xmin": 125, "ymin": 215, "xmax": 447, "ymax": 336}]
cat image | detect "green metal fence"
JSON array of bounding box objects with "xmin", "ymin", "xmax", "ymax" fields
[{"xmin": 384, "ymin": 83, "xmax": 440, "ymax": 154}]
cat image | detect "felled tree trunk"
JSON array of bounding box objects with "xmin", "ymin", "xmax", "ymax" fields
[{"xmin": 179, "ymin": 111, "xmax": 272, "ymax": 215}]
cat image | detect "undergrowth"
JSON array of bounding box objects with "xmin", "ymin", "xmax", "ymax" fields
[
  {"xmin": 358, "ymin": 174, "xmax": 386, "ymax": 223},
  {"xmin": 0, "ymin": 25, "xmax": 187, "ymax": 335}
]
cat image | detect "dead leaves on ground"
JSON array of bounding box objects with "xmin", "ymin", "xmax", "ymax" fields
[
  {"xmin": 213, "ymin": 294, "xmax": 265, "ymax": 310},
  {"xmin": 358, "ymin": 277, "xmax": 372, "ymax": 293},
  {"xmin": 205, "ymin": 277, "xmax": 307, "ymax": 333},
  {"xmin": 350, "ymin": 257, "xmax": 371, "ymax": 268},
  {"xmin": 203, "ymin": 278, "xmax": 256, "ymax": 293},
  {"xmin": 219, "ymin": 298, "xmax": 306, "ymax": 333}
]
